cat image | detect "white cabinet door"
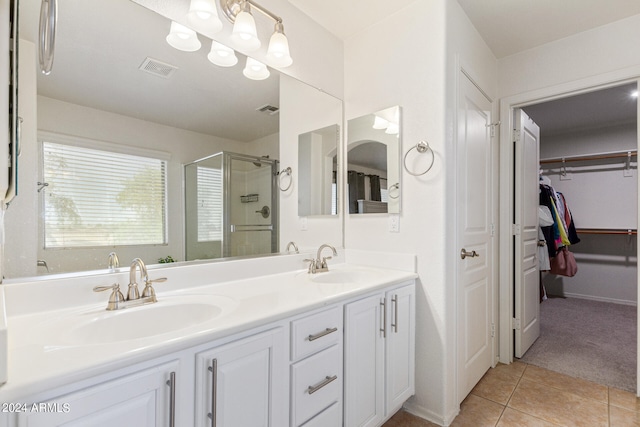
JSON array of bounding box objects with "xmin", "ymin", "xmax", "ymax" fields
[
  {"xmin": 385, "ymin": 285, "xmax": 415, "ymax": 415},
  {"xmin": 195, "ymin": 328, "xmax": 287, "ymax": 427},
  {"xmin": 344, "ymin": 283, "xmax": 416, "ymax": 427},
  {"xmin": 17, "ymin": 360, "xmax": 179, "ymax": 427},
  {"xmin": 344, "ymin": 294, "xmax": 385, "ymax": 427}
]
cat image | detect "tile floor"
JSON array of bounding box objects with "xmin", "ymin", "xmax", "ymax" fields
[{"xmin": 382, "ymin": 362, "xmax": 640, "ymax": 426}]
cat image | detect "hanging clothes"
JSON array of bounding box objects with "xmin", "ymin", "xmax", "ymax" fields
[{"xmin": 539, "ymin": 183, "xmax": 580, "ymax": 258}]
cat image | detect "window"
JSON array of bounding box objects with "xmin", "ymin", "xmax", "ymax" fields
[
  {"xmin": 43, "ymin": 141, "xmax": 167, "ymax": 248},
  {"xmin": 196, "ymin": 166, "xmax": 223, "ymax": 242}
]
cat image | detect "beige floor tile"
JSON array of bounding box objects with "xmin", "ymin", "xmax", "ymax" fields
[
  {"xmin": 450, "ymin": 394, "xmax": 505, "ymax": 427},
  {"xmin": 495, "ymin": 361, "xmax": 527, "ymax": 378},
  {"xmin": 522, "ymin": 364, "xmax": 608, "ymax": 403},
  {"xmin": 610, "ymin": 405, "xmax": 640, "ymax": 427},
  {"xmin": 496, "ymin": 407, "xmax": 559, "ymax": 427},
  {"xmin": 471, "ymin": 367, "xmax": 521, "ymax": 405},
  {"xmin": 382, "ymin": 410, "xmax": 440, "ymax": 427},
  {"xmin": 611, "ymin": 387, "xmax": 640, "ymax": 413},
  {"xmin": 508, "ymin": 378, "xmax": 608, "ymax": 426}
]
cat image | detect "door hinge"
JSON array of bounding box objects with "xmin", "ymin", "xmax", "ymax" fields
[
  {"xmin": 512, "ymin": 318, "xmax": 521, "ymax": 330},
  {"xmin": 490, "ymin": 323, "xmax": 495, "ymax": 338},
  {"xmin": 486, "ymin": 121, "xmax": 500, "ymax": 138},
  {"xmin": 512, "ymin": 224, "xmax": 521, "ymax": 236},
  {"xmin": 490, "ymin": 223, "xmax": 495, "ymax": 237},
  {"xmin": 512, "ymin": 129, "xmax": 521, "ymax": 143}
]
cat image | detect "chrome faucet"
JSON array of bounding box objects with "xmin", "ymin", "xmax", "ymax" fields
[
  {"xmin": 285, "ymin": 241, "xmax": 299, "ymax": 254},
  {"xmin": 94, "ymin": 257, "xmax": 166, "ymax": 310},
  {"xmin": 304, "ymin": 244, "xmax": 337, "ymax": 274},
  {"xmin": 128, "ymin": 258, "xmax": 148, "ymax": 301},
  {"xmin": 107, "ymin": 252, "xmax": 119, "ymax": 271}
]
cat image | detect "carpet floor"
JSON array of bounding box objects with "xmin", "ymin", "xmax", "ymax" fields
[{"xmin": 518, "ymin": 296, "xmax": 637, "ymax": 392}]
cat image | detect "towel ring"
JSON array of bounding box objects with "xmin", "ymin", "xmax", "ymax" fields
[
  {"xmin": 388, "ymin": 183, "xmax": 400, "ymax": 199},
  {"xmin": 403, "ymin": 141, "xmax": 435, "ymax": 176},
  {"xmin": 278, "ymin": 167, "xmax": 293, "ymax": 191}
]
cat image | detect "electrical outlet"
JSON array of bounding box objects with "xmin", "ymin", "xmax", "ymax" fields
[
  {"xmin": 389, "ymin": 214, "xmax": 400, "ymax": 233},
  {"xmin": 300, "ymin": 216, "xmax": 308, "ymax": 231}
]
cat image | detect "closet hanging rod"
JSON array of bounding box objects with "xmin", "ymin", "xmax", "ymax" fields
[
  {"xmin": 575, "ymin": 228, "xmax": 637, "ymax": 235},
  {"xmin": 540, "ymin": 150, "xmax": 637, "ymax": 165}
]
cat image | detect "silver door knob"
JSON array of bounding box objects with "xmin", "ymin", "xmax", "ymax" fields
[{"xmin": 460, "ymin": 248, "xmax": 479, "ymax": 259}]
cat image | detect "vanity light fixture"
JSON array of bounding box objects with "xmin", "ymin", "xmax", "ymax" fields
[
  {"xmin": 166, "ymin": 21, "xmax": 202, "ymax": 52},
  {"xmin": 243, "ymin": 57, "xmax": 270, "ymax": 80},
  {"xmin": 187, "ymin": 0, "xmax": 223, "ymax": 34},
  {"xmin": 220, "ymin": 0, "xmax": 293, "ymax": 66},
  {"xmin": 208, "ymin": 40, "xmax": 238, "ymax": 67}
]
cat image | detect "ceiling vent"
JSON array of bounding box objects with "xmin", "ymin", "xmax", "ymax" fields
[
  {"xmin": 256, "ymin": 104, "xmax": 279, "ymax": 115},
  {"xmin": 139, "ymin": 57, "xmax": 178, "ymax": 79}
]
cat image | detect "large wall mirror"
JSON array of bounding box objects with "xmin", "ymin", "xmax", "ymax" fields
[
  {"xmin": 347, "ymin": 106, "xmax": 401, "ymax": 214},
  {"xmin": 3, "ymin": 0, "xmax": 342, "ymax": 280}
]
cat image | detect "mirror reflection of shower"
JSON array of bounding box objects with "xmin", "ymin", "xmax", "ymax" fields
[{"xmin": 184, "ymin": 152, "xmax": 279, "ymax": 261}]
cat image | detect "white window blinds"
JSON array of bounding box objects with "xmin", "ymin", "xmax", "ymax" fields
[
  {"xmin": 43, "ymin": 141, "xmax": 167, "ymax": 248},
  {"xmin": 196, "ymin": 166, "xmax": 222, "ymax": 242}
]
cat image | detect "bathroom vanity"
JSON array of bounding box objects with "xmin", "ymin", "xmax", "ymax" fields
[{"xmin": 0, "ymin": 255, "xmax": 416, "ymax": 427}]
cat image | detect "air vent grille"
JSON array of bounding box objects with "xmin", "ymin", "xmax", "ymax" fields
[
  {"xmin": 256, "ymin": 104, "xmax": 280, "ymax": 115},
  {"xmin": 139, "ymin": 57, "xmax": 178, "ymax": 79}
]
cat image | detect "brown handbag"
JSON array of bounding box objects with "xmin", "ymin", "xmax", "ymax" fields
[{"xmin": 550, "ymin": 246, "xmax": 578, "ymax": 277}]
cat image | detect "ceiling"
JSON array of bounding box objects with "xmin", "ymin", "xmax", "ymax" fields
[{"xmin": 20, "ymin": 0, "xmax": 279, "ymax": 142}]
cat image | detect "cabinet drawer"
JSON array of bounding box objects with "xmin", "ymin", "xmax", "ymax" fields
[
  {"xmin": 301, "ymin": 401, "xmax": 342, "ymax": 427},
  {"xmin": 291, "ymin": 344, "xmax": 342, "ymax": 427},
  {"xmin": 291, "ymin": 306, "xmax": 342, "ymax": 361}
]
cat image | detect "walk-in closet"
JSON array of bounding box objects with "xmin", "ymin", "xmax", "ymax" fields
[{"xmin": 519, "ymin": 83, "xmax": 638, "ymax": 392}]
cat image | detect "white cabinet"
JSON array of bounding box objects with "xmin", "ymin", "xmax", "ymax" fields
[
  {"xmin": 16, "ymin": 360, "xmax": 179, "ymax": 427},
  {"xmin": 195, "ymin": 327, "xmax": 288, "ymax": 427},
  {"xmin": 344, "ymin": 282, "xmax": 415, "ymax": 427},
  {"xmin": 290, "ymin": 305, "xmax": 343, "ymax": 427}
]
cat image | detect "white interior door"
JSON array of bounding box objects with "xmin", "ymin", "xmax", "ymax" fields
[
  {"xmin": 513, "ymin": 109, "xmax": 541, "ymax": 358},
  {"xmin": 456, "ymin": 71, "xmax": 494, "ymax": 403}
]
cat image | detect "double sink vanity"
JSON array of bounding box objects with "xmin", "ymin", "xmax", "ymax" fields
[{"xmin": 0, "ymin": 249, "xmax": 416, "ymax": 427}]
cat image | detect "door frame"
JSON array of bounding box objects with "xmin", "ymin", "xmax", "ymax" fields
[{"xmin": 497, "ymin": 68, "xmax": 640, "ymax": 393}]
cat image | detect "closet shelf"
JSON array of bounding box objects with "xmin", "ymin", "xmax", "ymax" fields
[
  {"xmin": 540, "ymin": 150, "xmax": 637, "ymax": 164},
  {"xmin": 575, "ymin": 228, "xmax": 637, "ymax": 235}
]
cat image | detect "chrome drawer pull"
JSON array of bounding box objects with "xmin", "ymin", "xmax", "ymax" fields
[
  {"xmin": 308, "ymin": 327, "xmax": 338, "ymax": 341},
  {"xmin": 307, "ymin": 375, "xmax": 338, "ymax": 395},
  {"xmin": 166, "ymin": 371, "xmax": 176, "ymax": 427},
  {"xmin": 207, "ymin": 359, "xmax": 218, "ymax": 427}
]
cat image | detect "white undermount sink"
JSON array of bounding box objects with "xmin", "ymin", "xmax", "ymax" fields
[{"xmin": 54, "ymin": 295, "xmax": 237, "ymax": 345}]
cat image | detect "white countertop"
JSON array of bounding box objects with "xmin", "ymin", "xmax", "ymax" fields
[{"xmin": 0, "ymin": 262, "xmax": 416, "ymax": 402}]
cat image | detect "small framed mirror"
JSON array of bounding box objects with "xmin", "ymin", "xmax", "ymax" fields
[
  {"xmin": 347, "ymin": 106, "xmax": 401, "ymax": 214},
  {"xmin": 297, "ymin": 124, "xmax": 339, "ymax": 216}
]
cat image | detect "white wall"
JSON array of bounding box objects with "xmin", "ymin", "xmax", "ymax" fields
[{"xmin": 344, "ymin": 0, "xmax": 497, "ymax": 423}]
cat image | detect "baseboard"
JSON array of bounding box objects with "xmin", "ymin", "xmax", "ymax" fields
[
  {"xmin": 548, "ymin": 292, "xmax": 637, "ymax": 306},
  {"xmin": 403, "ymin": 401, "xmax": 459, "ymax": 426}
]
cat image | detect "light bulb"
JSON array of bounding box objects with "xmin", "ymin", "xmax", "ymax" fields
[
  {"xmin": 632, "ymin": 90, "xmax": 639, "ymax": 98},
  {"xmin": 230, "ymin": 4, "xmax": 260, "ymax": 52},
  {"xmin": 187, "ymin": 0, "xmax": 223, "ymax": 34},
  {"xmin": 266, "ymin": 22, "xmax": 293, "ymax": 67},
  {"xmin": 166, "ymin": 21, "xmax": 201, "ymax": 52},
  {"xmin": 208, "ymin": 41, "xmax": 238, "ymax": 67},
  {"xmin": 372, "ymin": 116, "xmax": 389, "ymax": 129},
  {"xmin": 243, "ymin": 57, "xmax": 270, "ymax": 80}
]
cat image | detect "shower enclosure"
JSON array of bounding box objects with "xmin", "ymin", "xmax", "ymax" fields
[{"xmin": 184, "ymin": 152, "xmax": 278, "ymax": 261}]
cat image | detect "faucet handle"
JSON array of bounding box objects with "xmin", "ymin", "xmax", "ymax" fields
[
  {"xmin": 321, "ymin": 256, "xmax": 332, "ymax": 268},
  {"xmin": 302, "ymin": 258, "xmax": 317, "ymax": 274},
  {"xmin": 142, "ymin": 277, "xmax": 167, "ymax": 299},
  {"xmin": 93, "ymin": 284, "xmax": 125, "ymax": 310}
]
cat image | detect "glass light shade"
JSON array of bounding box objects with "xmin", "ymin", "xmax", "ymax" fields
[
  {"xmin": 243, "ymin": 57, "xmax": 270, "ymax": 80},
  {"xmin": 266, "ymin": 29, "xmax": 293, "ymax": 67},
  {"xmin": 187, "ymin": 0, "xmax": 223, "ymax": 34},
  {"xmin": 385, "ymin": 123, "xmax": 399, "ymax": 135},
  {"xmin": 230, "ymin": 10, "xmax": 261, "ymax": 51},
  {"xmin": 372, "ymin": 116, "xmax": 389, "ymax": 129},
  {"xmin": 166, "ymin": 21, "xmax": 201, "ymax": 52},
  {"xmin": 208, "ymin": 41, "xmax": 238, "ymax": 67}
]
